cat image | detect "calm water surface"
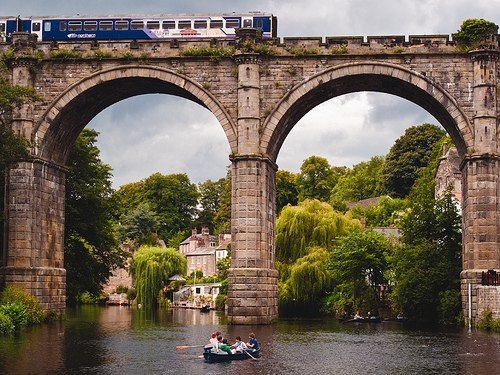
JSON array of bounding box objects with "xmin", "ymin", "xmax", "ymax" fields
[{"xmin": 0, "ymin": 306, "xmax": 499, "ymax": 374}]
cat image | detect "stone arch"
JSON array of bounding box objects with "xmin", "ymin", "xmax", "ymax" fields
[
  {"xmin": 33, "ymin": 65, "xmax": 237, "ymax": 165},
  {"xmin": 262, "ymin": 62, "xmax": 472, "ymax": 162}
]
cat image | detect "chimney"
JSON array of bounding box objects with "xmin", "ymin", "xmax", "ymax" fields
[{"xmin": 201, "ymin": 226, "xmax": 209, "ymax": 246}]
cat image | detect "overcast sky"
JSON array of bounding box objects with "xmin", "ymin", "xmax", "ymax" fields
[{"xmin": 2, "ymin": 1, "xmax": 499, "ymax": 188}]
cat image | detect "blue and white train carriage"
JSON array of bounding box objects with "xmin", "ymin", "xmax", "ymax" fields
[{"xmin": 0, "ymin": 12, "xmax": 277, "ymax": 42}]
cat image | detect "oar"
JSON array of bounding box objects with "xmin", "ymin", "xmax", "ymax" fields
[
  {"xmin": 245, "ymin": 350, "xmax": 258, "ymax": 360},
  {"xmin": 176, "ymin": 344, "xmax": 206, "ymax": 350}
]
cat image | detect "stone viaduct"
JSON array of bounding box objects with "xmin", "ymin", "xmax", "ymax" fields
[{"xmin": 1, "ymin": 29, "xmax": 499, "ymax": 324}]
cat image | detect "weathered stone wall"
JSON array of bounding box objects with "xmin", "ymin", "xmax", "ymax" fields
[{"xmin": 1, "ymin": 31, "xmax": 500, "ymax": 324}]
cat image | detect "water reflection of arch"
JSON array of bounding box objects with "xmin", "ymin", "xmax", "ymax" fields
[
  {"xmin": 262, "ymin": 62, "xmax": 471, "ymax": 162},
  {"xmin": 34, "ymin": 65, "xmax": 236, "ymax": 165}
]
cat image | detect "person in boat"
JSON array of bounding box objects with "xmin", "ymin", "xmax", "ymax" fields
[
  {"xmin": 217, "ymin": 337, "xmax": 232, "ymax": 355},
  {"xmin": 354, "ymin": 312, "xmax": 363, "ymax": 320},
  {"xmin": 231, "ymin": 336, "xmax": 248, "ymax": 354},
  {"xmin": 209, "ymin": 332, "xmax": 218, "ymax": 349},
  {"xmin": 246, "ymin": 333, "xmax": 259, "ymax": 352}
]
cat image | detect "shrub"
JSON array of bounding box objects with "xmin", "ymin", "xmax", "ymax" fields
[
  {"xmin": 78, "ymin": 291, "xmax": 99, "ymax": 304},
  {"xmin": 453, "ymin": 18, "xmax": 498, "ymax": 51},
  {"xmin": 0, "ymin": 286, "xmax": 44, "ymax": 325},
  {"xmin": 0, "ymin": 302, "xmax": 28, "ymax": 330},
  {"xmin": 0, "ymin": 311, "xmax": 14, "ymax": 335}
]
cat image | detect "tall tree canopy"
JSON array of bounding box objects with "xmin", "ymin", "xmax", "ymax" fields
[
  {"xmin": 330, "ymin": 155, "xmax": 385, "ymax": 206},
  {"xmin": 329, "ymin": 229, "xmax": 393, "ymax": 315},
  {"xmin": 389, "ymin": 156, "xmax": 462, "ymax": 325},
  {"xmin": 276, "ymin": 169, "xmax": 299, "ymax": 214},
  {"xmin": 65, "ymin": 128, "xmax": 124, "ymax": 303},
  {"xmin": 296, "ymin": 156, "xmax": 346, "ymax": 203},
  {"xmin": 380, "ymin": 123, "xmax": 446, "ymax": 198},
  {"xmin": 116, "ymin": 172, "xmax": 199, "ymax": 243},
  {"xmin": 196, "ymin": 177, "xmax": 228, "ymax": 232},
  {"xmin": 276, "ymin": 199, "xmax": 359, "ymax": 263}
]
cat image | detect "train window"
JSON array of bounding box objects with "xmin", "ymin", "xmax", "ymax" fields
[
  {"xmin": 0, "ymin": 23, "xmax": 5, "ymax": 33},
  {"xmin": 225, "ymin": 19, "xmax": 240, "ymax": 29},
  {"xmin": 194, "ymin": 20, "xmax": 207, "ymax": 29},
  {"xmin": 243, "ymin": 19, "xmax": 252, "ymax": 28},
  {"xmin": 115, "ymin": 20, "xmax": 129, "ymax": 30},
  {"xmin": 84, "ymin": 21, "xmax": 97, "ymax": 31},
  {"xmin": 32, "ymin": 22, "xmax": 41, "ymax": 32},
  {"xmin": 43, "ymin": 21, "xmax": 51, "ymax": 32},
  {"xmin": 255, "ymin": 19, "xmax": 263, "ymax": 29},
  {"xmin": 68, "ymin": 21, "xmax": 82, "ymax": 31},
  {"xmin": 210, "ymin": 20, "xmax": 223, "ymax": 29},
  {"xmin": 162, "ymin": 20, "xmax": 175, "ymax": 29},
  {"xmin": 99, "ymin": 21, "xmax": 113, "ymax": 31},
  {"xmin": 178, "ymin": 20, "xmax": 192, "ymax": 29},
  {"xmin": 59, "ymin": 21, "xmax": 66, "ymax": 31},
  {"xmin": 130, "ymin": 21, "xmax": 144, "ymax": 30},
  {"xmin": 146, "ymin": 21, "xmax": 160, "ymax": 29}
]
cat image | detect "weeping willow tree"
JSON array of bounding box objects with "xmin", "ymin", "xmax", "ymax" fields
[
  {"xmin": 130, "ymin": 246, "xmax": 186, "ymax": 308},
  {"xmin": 276, "ymin": 199, "xmax": 360, "ymax": 262},
  {"xmin": 276, "ymin": 199, "xmax": 360, "ymax": 314}
]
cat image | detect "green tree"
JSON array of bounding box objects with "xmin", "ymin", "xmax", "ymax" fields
[
  {"xmin": 196, "ymin": 177, "xmax": 227, "ymax": 231},
  {"xmin": 380, "ymin": 124, "xmax": 446, "ymax": 198},
  {"xmin": 276, "ymin": 199, "xmax": 360, "ymax": 262},
  {"xmin": 65, "ymin": 128, "xmax": 124, "ymax": 304},
  {"xmin": 212, "ymin": 169, "xmax": 232, "ymax": 233},
  {"xmin": 117, "ymin": 203, "xmax": 160, "ymax": 247},
  {"xmin": 349, "ymin": 196, "xmax": 409, "ymax": 227},
  {"xmin": 453, "ymin": 18, "xmax": 498, "ymax": 51},
  {"xmin": 276, "ymin": 169, "xmax": 299, "ymax": 213},
  {"xmin": 330, "ymin": 155, "xmax": 385, "ymax": 206},
  {"xmin": 130, "ymin": 245, "xmax": 187, "ymax": 308},
  {"xmin": 116, "ymin": 173, "xmax": 199, "ymax": 243},
  {"xmin": 389, "ymin": 181, "xmax": 462, "ymax": 325},
  {"xmin": 296, "ymin": 156, "xmax": 346, "ymax": 202},
  {"xmin": 279, "ymin": 246, "xmax": 334, "ymax": 314},
  {"xmin": 329, "ymin": 229, "xmax": 393, "ymax": 315}
]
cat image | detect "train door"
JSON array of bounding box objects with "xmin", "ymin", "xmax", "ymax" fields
[
  {"xmin": 242, "ymin": 17, "xmax": 253, "ymax": 28},
  {"xmin": 30, "ymin": 19, "xmax": 43, "ymax": 41}
]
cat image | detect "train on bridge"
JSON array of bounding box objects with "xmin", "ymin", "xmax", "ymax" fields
[{"xmin": 0, "ymin": 12, "xmax": 277, "ymax": 42}]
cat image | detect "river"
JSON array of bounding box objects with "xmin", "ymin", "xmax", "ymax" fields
[{"xmin": 0, "ymin": 306, "xmax": 499, "ymax": 374}]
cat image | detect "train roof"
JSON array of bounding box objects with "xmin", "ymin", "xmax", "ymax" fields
[{"xmin": 1, "ymin": 12, "xmax": 274, "ymax": 20}]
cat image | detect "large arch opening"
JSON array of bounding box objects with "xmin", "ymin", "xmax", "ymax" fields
[
  {"xmin": 35, "ymin": 66, "xmax": 236, "ymax": 166},
  {"xmin": 268, "ymin": 62, "xmax": 470, "ymax": 320},
  {"xmin": 264, "ymin": 62, "xmax": 471, "ymax": 161}
]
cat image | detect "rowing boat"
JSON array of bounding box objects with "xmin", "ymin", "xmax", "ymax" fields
[{"xmin": 203, "ymin": 345, "xmax": 260, "ymax": 363}]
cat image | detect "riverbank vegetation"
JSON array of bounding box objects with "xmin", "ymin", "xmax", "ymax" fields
[{"xmin": 0, "ymin": 286, "xmax": 56, "ymax": 335}]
